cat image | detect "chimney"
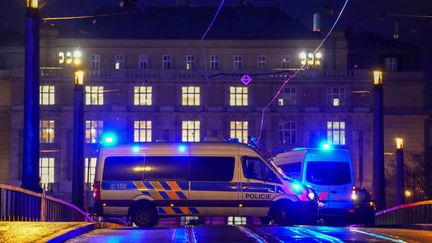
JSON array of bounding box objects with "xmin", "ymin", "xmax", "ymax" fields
[{"xmin": 313, "ymin": 12, "xmax": 321, "ymax": 32}]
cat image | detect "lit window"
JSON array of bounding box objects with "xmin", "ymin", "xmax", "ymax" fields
[
  {"xmin": 228, "ymin": 216, "xmax": 247, "ymax": 225},
  {"xmin": 85, "ymin": 86, "xmax": 104, "ymax": 105},
  {"xmin": 85, "ymin": 120, "xmax": 103, "ymax": 143},
  {"xmin": 91, "ymin": 54, "xmax": 100, "ymax": 69},
  {"xmin": 39, "ymin": 157, "xmax": 54, "ymax": 191},
  {"xmin": 134, "ymin": 86, "xmax": 152, "ymax": 106},
  {"xmin": 182, "ymin": 121, "xmax": 200, "ymax": 142},
  {"xmin": 182, "ymin": 86, "xmax": 200, "ymax": 106},
  {"xmin": 85, "ymin": 157, "xmax": 97, "ymax": 185},
  {"xmin": 281, "ymin": 55, "xmax": 290, "ymax": 69},
  {"xmin": 230, "ymin": 121, "xmax": 248, "ymax": 143},
  {"xmin": 384, "ymin": 57, "xmax": 398, "ymax": 72},
  {"xmin": 327, "ymin": 121, "xmax": 346, "ymax": 145},
  {"xmin": 115, "ymin": 55, "xmax": 124, "ymax": 70},
  {"xmin": 139, "ymin": 55, "xmax": 149, "ymax": 69},
  {"xmin": 40, "ymin": 120, "xmax": 55, "ymax": 143},
  {"xmin": 278, "ymin": 121, "xmax": 296, "ymax": 144},
  {"xmin": 186, "ymin": 55, "xmax": 195, "ymax": 70},
  {"xmin": 229, "ymin": 86, "xmax": 248, "ymax": 106},
  {"xmin": 134, "ymin": 121, "xmax": 152, "ymax": 142},
  {"xmin": 163, "ymin": 55, "xmax": 172, "ymax": 70},
  {"xmin": 277, "ymin": 87, "xmax": 296, "ymax": 106},
  {"xmin": 39, "ymin": 85, "xmax": 55, "ymax": 105},
  {"xmin": 210, "ymin": 55, "xmax": 219, "ymax": 70},
  {"xmin": 257, "ymin": 55, "xmax": 266, "ymax": 70},
  {"xmin": 327, "ymin": 87, "xmax": 344, "ymax": 107},
  {"xmin": 234, "ymin": 55, "xmax": 242, "ymax": 70}
]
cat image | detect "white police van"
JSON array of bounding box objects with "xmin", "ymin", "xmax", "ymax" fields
[
  {"xmin": 273, "ymin": 146, "xmax": 375, "ymax": 225},
  {"xmin": 93, "ymin": 142, "xmax": 318, "ymax": 227}
]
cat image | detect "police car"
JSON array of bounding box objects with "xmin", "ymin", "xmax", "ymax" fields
[
  {"xmin": 93, "ymin": 140, "xmax": 318, "ymax": 227},
  {"xmin": 273, "ymin": 144, "xmax": 375, "ymax": 226}
]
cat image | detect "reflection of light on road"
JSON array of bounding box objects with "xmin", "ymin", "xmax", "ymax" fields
[
  {"xmin": 237, "ymin": 226, "xmax": 268, "ymax": 243},
  {"xmin": 349, "ymin": 228, "xmax": 407, "ymax": 243},
  {"xmin": 288, "ymin": 227, "xmax": 344, "ymax": 243}
]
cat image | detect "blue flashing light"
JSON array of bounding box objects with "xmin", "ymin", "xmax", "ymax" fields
[
  {"xmin": 178, "ymin": 144, "xmax": 187, "ymax": 153},
  {"xmin": 132, "ymin": 145, "xmax": 140, "ymax": 153},
  {"xmin": 320, "ymin": 141, "xmax": 332, "ymax": 151},
  {"xmin": 101, "ymin": 132, "xmax": 118, "ymax": 146},
  {"xmin": 291, "ymin": 182, "xmax": 303, "ymax": 194}
]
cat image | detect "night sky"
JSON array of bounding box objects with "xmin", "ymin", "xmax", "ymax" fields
[{"xmin": 1, "ymin": 0, "xmax": 432, "ymax": 95}]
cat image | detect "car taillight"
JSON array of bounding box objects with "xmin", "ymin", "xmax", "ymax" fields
[{"xmin": 93, "ymin": 181, "xmax": 101, "ymax": 200}]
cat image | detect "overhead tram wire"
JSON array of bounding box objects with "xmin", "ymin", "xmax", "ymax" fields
[
  {"xmin": 256, "ymin": 0, "xmax": 350, "ymax": 142},
  {"xmin": 42, "ymin": 9, "xmax": 145, "ymax": 22},
  {"xmin": 201, "ymin": 0, "xmax": 225, "ymax": 113}
]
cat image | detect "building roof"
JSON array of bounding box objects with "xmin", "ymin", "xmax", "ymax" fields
[
  {"xmin": 348, "ymin": 31, "xmax": 418, "ymax": 52},
  {"xmin": 55, "ymin": 6, "xmax": 320, "ymax": 40}
]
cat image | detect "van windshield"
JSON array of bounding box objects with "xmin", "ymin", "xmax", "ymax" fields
[
  {"xmin": 278, "ymin": 162, "xmax": 301, "ymax": 180},
  {"xmin": 305, "ymin": 161, "xmax": 351, "ymax": 185}
]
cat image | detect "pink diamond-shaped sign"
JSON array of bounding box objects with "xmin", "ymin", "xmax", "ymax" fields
[{"xmin": 241, "ymin": 75, "xmax": 252, "ymax": 85}]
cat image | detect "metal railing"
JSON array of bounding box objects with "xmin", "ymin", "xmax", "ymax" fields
[
  {"xmin": 375, "ymin": 200, "xmax": 432, "ymax": 225},
  {"xmin": 0, "ymin": 184, "xmax": 93, "ymax": 222}
]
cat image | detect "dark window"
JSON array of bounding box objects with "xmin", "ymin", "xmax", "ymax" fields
[
  {"xmin": 144, "ymin": 156, "xmax": 188, "ymax": 180},
  {"xmin": 189, "ymin": 157, "xmax": 235, "ymax": 181},
  {"xmin": 242, "ymin": 157, "xmax": 279, "ymax": 183},
  {"xmin": 305, "ymin": 161, "xmax": 351, "ymax": 185},
  {"xmin": 103, "ymin": 156, "xmax": 144, "ymax": 181},
  {"xmin": 279, "ymin": 162, "xmax": 301, "ymax": 180}
]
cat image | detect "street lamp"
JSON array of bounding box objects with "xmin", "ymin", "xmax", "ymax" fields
[
  {"xmin": 299, "ymin": 51, "xmax": 322, "ymax": 69},
  {"xmin": 372, "ymin": 69, "xmax": 385, "ymax": 210},
  {"xmin": 395, "ymin": 137, "xmax": 405, "ymax": 205},
  {"xmin": 22, "ymin": 0, "xmax": 43, "ymax": 192},
  {"xmin": 59, "ymin": 49, "xmax": 85, "ymax": 209}
]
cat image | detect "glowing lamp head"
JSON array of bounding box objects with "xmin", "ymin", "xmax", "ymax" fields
[
  {"xmin": 291, "ymin": 182, "xmax": 303, "ymax": 194},
  {"xmin": 178, "ymin": 144, "xmax": 187, "ymax": 153},
  {"xmin": 27, "ymin": 0, "xmax": 38, "ymax": 9},
  {"xmin": 396, "ymin": 137, "xmax": 404, "ymax": 149},
  {"xmin": 373, "ymin": 70, "xmax": 383, "ymax": 85},
  {"xmin": 315, "ymin": 52, "xmax": 322, "ymax": 59},
  {"xmin": 101, "ymin": 132, "xmax": 118, "ymax": 146},
  {"xmin": 299, "ymin": 52, "xmax": 307, "ymax": 59}
]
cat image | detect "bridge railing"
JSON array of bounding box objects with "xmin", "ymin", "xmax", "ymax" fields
[
  {"xmin": 375, "ymin": 200, "xmax": 432, "ymax": 225},
  {"xmin": 0, "ymin": 184, "xmax": 93, "ymax": 222}
]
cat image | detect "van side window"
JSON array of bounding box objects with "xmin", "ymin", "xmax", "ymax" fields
[
  {"xmin": 278, "ymin": 162, "xmax": 301, "ymax": 180},
  {"xmin": 144, "ymin": 156, "xmax": 188, "ymax": 180},
  {"xmin": 103, "ymin": 156, "xmax": 144, "ymax": 181},
  {"xmin": 242, "ymin": 157, "xmax": 279, "ymax": 183},
  {"xmin": 189, "ymin": 156, "xmax": 235, "ymax": 181}
]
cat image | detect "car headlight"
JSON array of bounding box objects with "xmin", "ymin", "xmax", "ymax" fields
[{"xmin": 307, "ymin": 191, "xmax": 315, "ymax": 200}]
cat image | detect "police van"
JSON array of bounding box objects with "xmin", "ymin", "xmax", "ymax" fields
[
  {"xmin": 273, "ymin": 146, "xmax": 375, "ymax": 225},
  {"xmin": 93, "ymin": 142, "xmax": 318, "ymax": 227}
]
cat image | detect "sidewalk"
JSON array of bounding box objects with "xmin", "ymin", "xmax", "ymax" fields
[{"xmin": 0, "ymin": 222, "xmax": 120, "ymax": 243}]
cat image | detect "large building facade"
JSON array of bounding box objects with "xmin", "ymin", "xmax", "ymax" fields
[{"xmin": 1, "ymin": 6, "xmax": 430, "ymax": 208}]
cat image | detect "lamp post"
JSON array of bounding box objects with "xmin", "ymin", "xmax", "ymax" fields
[
  {"xmin": 373, "ymin": 70, "xmax": 385, "ymax": 210},
  {"xmin": 59, "ymin": 50, "xmax": 85, "ymax": 209},
  {"xmin": 22, "ymin": 0, "xmax": 42, "ymax": 192},
  {"xmin": 72, "ymin": 70, "xmax": 85, "ymax": 210},
  {"xmin": 395, "ymin": 137, "xmax": 405, "ymax": 205}
]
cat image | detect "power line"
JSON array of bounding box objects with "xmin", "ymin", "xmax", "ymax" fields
[{"xmin": 257, "ymin": 0, "xmax": 351, "ymax": 142}]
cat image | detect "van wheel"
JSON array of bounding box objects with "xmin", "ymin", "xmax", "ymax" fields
[
  {"xmin": 271, "ymin": 206, "xmax": 296, "ymax": 226},
  {"xmin": 131, "ymin": 204, "xmax": 159, "ymax": 228}
]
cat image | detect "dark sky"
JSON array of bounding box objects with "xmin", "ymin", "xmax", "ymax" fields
[{"xmin": 1, "ymin": 0, "xmax": 431, "ymax": 48}]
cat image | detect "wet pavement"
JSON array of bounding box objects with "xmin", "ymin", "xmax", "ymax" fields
[{"xmin": 67, "ymin": 225, "xmax": 432, "ymax": 242}]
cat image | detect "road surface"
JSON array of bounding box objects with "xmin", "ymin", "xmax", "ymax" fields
[{"xmin": 67, "ymin": 225, "xmax": 432, "ymax": 242}]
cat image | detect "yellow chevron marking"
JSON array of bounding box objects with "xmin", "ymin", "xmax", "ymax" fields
[
  {"xmin": 133, "ymin": 181, "xmax": 146, "ymax": 190},
  {"xmin": 149, "ymin": 191, "xmax": 161, "ymax": 200},
  {"xmin": 167, "ymin": 181, "xmax": 181, "ymax": 191},
  {"xmin": 164, "ymin": 207, "xmax": 175, "ymax": 215},
  {"xmin": 166, "ymin": 191, "xmax": 180, "ymax": 200},
  {"xmin": 150, "ymin": 181, "xmax": 163, "ymax": 190},
  {"xmin": 179, "ymin": 207, "xmax": 190, "ymax": 215}
]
